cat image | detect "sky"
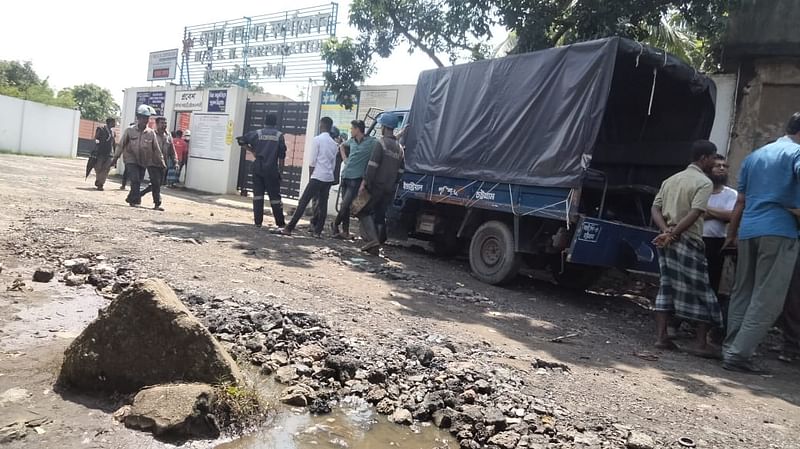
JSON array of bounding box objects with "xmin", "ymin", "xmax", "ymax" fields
[{"xmin": 0, "ymin": 0, "xmax": 472, "ymax": 107}]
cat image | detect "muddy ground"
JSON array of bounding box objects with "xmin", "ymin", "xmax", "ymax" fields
[{"xmin": 0, "ymin": 153, "xmax": 798, "ymax": 449}]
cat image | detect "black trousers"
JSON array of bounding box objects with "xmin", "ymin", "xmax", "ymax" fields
[
  {"xmin": 334, "ymin": 178, "xmax": 362, "ymax": 233},
  {"xmin": 124, "ymin": 163, "xmax": 145, "ymax": 205},
  {"xmin": 704, "ymin": 237, "xmax": 726, "ymax": 296},
  {"xmin": 140, "ymin": 167, "xmax": 164, "ymax": 205},
  {"xmin": 252, "ymin": 172, "xmax": 285, "ymax": 227},
  {"xmin": 287, "ymin": 179, "xmax": 332, "ymax": 234},
  {"xmin": 357, "ymin": 191, "xmax": 393, "ymax": 245}
]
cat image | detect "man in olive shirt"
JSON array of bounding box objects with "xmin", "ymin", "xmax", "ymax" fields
[
  {"xmin": 651, "ymin": 140, "xmax": 722, "ymax": 357},
  {"xmin": 358, "ymin": 113, "xmax": 404, "ymax": 254},
  {"xmin": 111, "ymin": 105, "xmax": 163, "ymax": 208},
  {"xmin": 332, "ymin": 120, "xmax": 376, "ymax": 239}
]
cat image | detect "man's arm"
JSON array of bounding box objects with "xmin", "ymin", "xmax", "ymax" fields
[
  {"xmin": 278, "ymin": 133, "xmax": 286, "ymax": 173},
  {"xmin": 111, "ymin": 129, "xmax": 127, "ymax": 162},
  {"xmin": 152, "ymin": 134, "xmax": 166, "ymax": 168},
  {"xmin": 94, "ymin": 127, "xmax": 102, "ymax": 144},
  {"xmin": 308, "ymin": 136, "xmax": 319, "ymax": 178},
  {"xmin": 706, "ymin": 207, "xmax": 733, "ymax": 222},
  {"xmin": 724, "ymin": 193, "xmax": 746, "ymax": 248}
]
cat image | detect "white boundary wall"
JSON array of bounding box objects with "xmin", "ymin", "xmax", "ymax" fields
[{"xmin": 0, "ymin": 94, "xmax": 80, "ymax": 158}]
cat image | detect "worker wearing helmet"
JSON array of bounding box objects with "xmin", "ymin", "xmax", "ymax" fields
[
  {"xmin": 112, "ymin": 105, "xmax": 165, "ymax": 208},
  {"xmin": 357, "ymin": 112, "xmax": 405, "ymax": 254}
]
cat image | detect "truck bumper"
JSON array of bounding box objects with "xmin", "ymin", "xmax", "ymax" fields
[{"xmin": 567, "ymin": 216, "xmax": 660, "ymax": 274}]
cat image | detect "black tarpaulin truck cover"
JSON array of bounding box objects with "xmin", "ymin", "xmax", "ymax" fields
[{"xmin": 403, "ymin": 37, "xmax": 716, "ymax": 188}]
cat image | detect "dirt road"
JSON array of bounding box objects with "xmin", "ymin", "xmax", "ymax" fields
[{"xmin": 1, "ymin": 154, "xmax": 799, "ymax": 448}]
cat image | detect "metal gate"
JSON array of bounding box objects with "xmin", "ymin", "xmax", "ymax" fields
[{"xmin": 238, "ymin": 101, "xmax": 310, "ymax": 199}]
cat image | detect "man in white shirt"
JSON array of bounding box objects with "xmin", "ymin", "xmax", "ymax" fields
[
  {"xmin": 275, "ymin": 117, "xmax": 339, "ymax": 237},
  {"xmin": 703, "ymin": 154, "xmax": 738, "ymax": 297}
]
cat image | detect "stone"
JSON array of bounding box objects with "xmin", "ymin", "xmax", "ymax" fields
[
  {"xmin": 276, "ymin": 365, "xmax": 298, "ymax": 384},
  {"xmin": 64, "ymin": 274, "xmax": 85, "ymax": 287},
  {"xmin": 295, "ymin": 343, "xmax": 326, "ymax": 361},
  {"xmin": 459, "ymin": 439, "xmax": 481, "ymax": 449},
  {"xmin": 453, "ymin": 288, "xmax": 475, "ymax": 296},
  {"xmin": 366, "ymin": 388, "xmax": 387, "ymax": 404},
  {"xmin": 58, "ymin": 279, "xmax": 244, "ymax": 393},
  {"xmin": 459, "ymin": 405, "xmax": 484, "ymax": 424},
  {"xmin": 487, "ymin": 430, "xmax": 521, "ymax": 449},
  {"xmin": 405, "ymin": 344, "xmax": 435, "ymax": 366},
  {"xmin": 325, "ymin": 355, "xmax": 360, "ymax": 381},
  {"xmin": 270, "ymin": 351, "xmax": 289, "ymax": 366},
  {"xmin": 388, "ymin": 408, "xmax": 413, "ymax": 425},
  {"xmin": 460, "ymin": 389, "xmax": 478, "ymax": 404},
  {"xmin": 124, "ymin": 383, "xmax": 219, "ymax": 438},
  {"xmin": 483, "ymin": 407, "xmax": 507, "ymax": 429},
  {"xmin": 432, "ymin": 408, "xmax": 456, "ymax": 428},
  {"xmin": 64, "ymin": 258, "xmax": 91, "ymax": 275},
  {"xmin": 280, "ymin": 384, "xmax": 316, "ymax": 407},
  {"xmin": 474, "ymin": 379, "xmax": 491, "ymax": 394},
  {"xmin": 376, "ymin": 399, "xmax": 397, "ymax": 415},
  {"xmin": 626, "ymin": 431, "xmax": 655, "ymax": 449},
  {"xmin": 367, "ymin": 369, "xmax": 387, "ymax": 384},
  {"xmin": 32, "ymin": 269, "xmax": 54, "ymax": 283},
  {"xmin": 248, "ymin": 310, "xmax": 283, "ymax": 331}
]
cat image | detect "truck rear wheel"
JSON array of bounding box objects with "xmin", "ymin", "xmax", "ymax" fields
[{"xmin": 469, "ymin": 221, "xmax": 521, "ymax": 285}]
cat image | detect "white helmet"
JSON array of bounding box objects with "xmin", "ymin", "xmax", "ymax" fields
[{"xmin": 136, "ymin": 104, "xmax": 156, "ymax": 117}]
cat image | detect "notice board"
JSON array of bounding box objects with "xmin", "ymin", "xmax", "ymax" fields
[{"xmin": 189, "ymin": 113, "xmax": 229, "ymax": 161}]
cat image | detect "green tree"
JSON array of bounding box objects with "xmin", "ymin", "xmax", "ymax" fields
[
  {"xmin": 322, "ymin": 0, "xmax": 495, "ymax": 109},
  {"xmin": 0, "ymin": 60, "xmax": 77, "ymax": 109},
  {"xmin": 323, "ymin": 0, "xmax": 739, "ymax": 105},
  {"xmin": 0, "ymin": 61, "xmax": 42, "ymax": 90},
  {"xmin": 494, "ymin": 0, "xmax": 738, "ymax": 70},
  {"xmin": 65, "ymin": 83, "xmax": 119, "ymax": 121}
]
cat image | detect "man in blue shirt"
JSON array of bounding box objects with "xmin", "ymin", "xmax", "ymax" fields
[
  {"xmin": 238, "ymin": 114, "xmax": 287, "ymax": 229},
  {"xmin": 723, "ymin": 112, "xmax": 800, "ymax": 374}
]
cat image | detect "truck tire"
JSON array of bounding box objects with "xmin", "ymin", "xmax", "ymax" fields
[{"xmin": 469, "ymin": 221, "xmax": 521, "ymax": 285}]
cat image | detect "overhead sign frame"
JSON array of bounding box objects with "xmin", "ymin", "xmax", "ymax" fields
[
  {"xmin": 147, "ymin": 49, "xmax": 179, "ymax": 81},
  {"xmin": 179, "ymin": 3, "xmax": 338, "ymax": 86}
]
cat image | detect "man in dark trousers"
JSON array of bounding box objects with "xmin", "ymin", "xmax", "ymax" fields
[
  {"xmin": 112, "ymin": 105, "xmax": 162, "ymax": 207},
  {"xmin": 357, "ymin": 112, "xmax": 405, "ymax": 255},
  {"xmin": 237, "ymin": 114, "xmax": 286, "ymax": 229},
  {"xmin": 93, "ymin": 117, "xmax": 116, "ymax": 190},
  {"xmin": 275, "ymin": 117, "xmax": 339, "ymax": 237},
  {"xmin": 140, "ymin": 117, "xmax": 175, "ymax": 211}
]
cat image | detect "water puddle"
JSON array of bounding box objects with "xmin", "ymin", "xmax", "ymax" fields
[
  {"xmin": 216, "ymin": 396, "xmax": 454, "ymax": 449},
  {"xmin": 0, "ymin": 284, "xmax": 107, "ymax": 350}
]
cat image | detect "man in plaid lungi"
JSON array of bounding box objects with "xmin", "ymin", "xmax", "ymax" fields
[{"xmin": 651, "ymin": 140, "xmax": 723, "ymax": 357}]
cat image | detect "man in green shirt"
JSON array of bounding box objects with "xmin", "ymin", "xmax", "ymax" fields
[{"xmin": 331, "ymin": 120, "xmax": 377, "ymax": 239}]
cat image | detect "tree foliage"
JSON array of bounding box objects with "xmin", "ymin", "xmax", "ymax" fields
[
  {"xmin": 64, "ymin": 83, "xmax": 119, "ymax": 121},
  {"xmin": 0, "ymin": 60, "xmax": 76, "ymax": 109},
  {"xmin": 322, "ymin": 0, "xmax": 739, "ymax": 106},
  {"xmin": 495, "ymin": 0, "xmax": 737, "ymax": 71}
]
